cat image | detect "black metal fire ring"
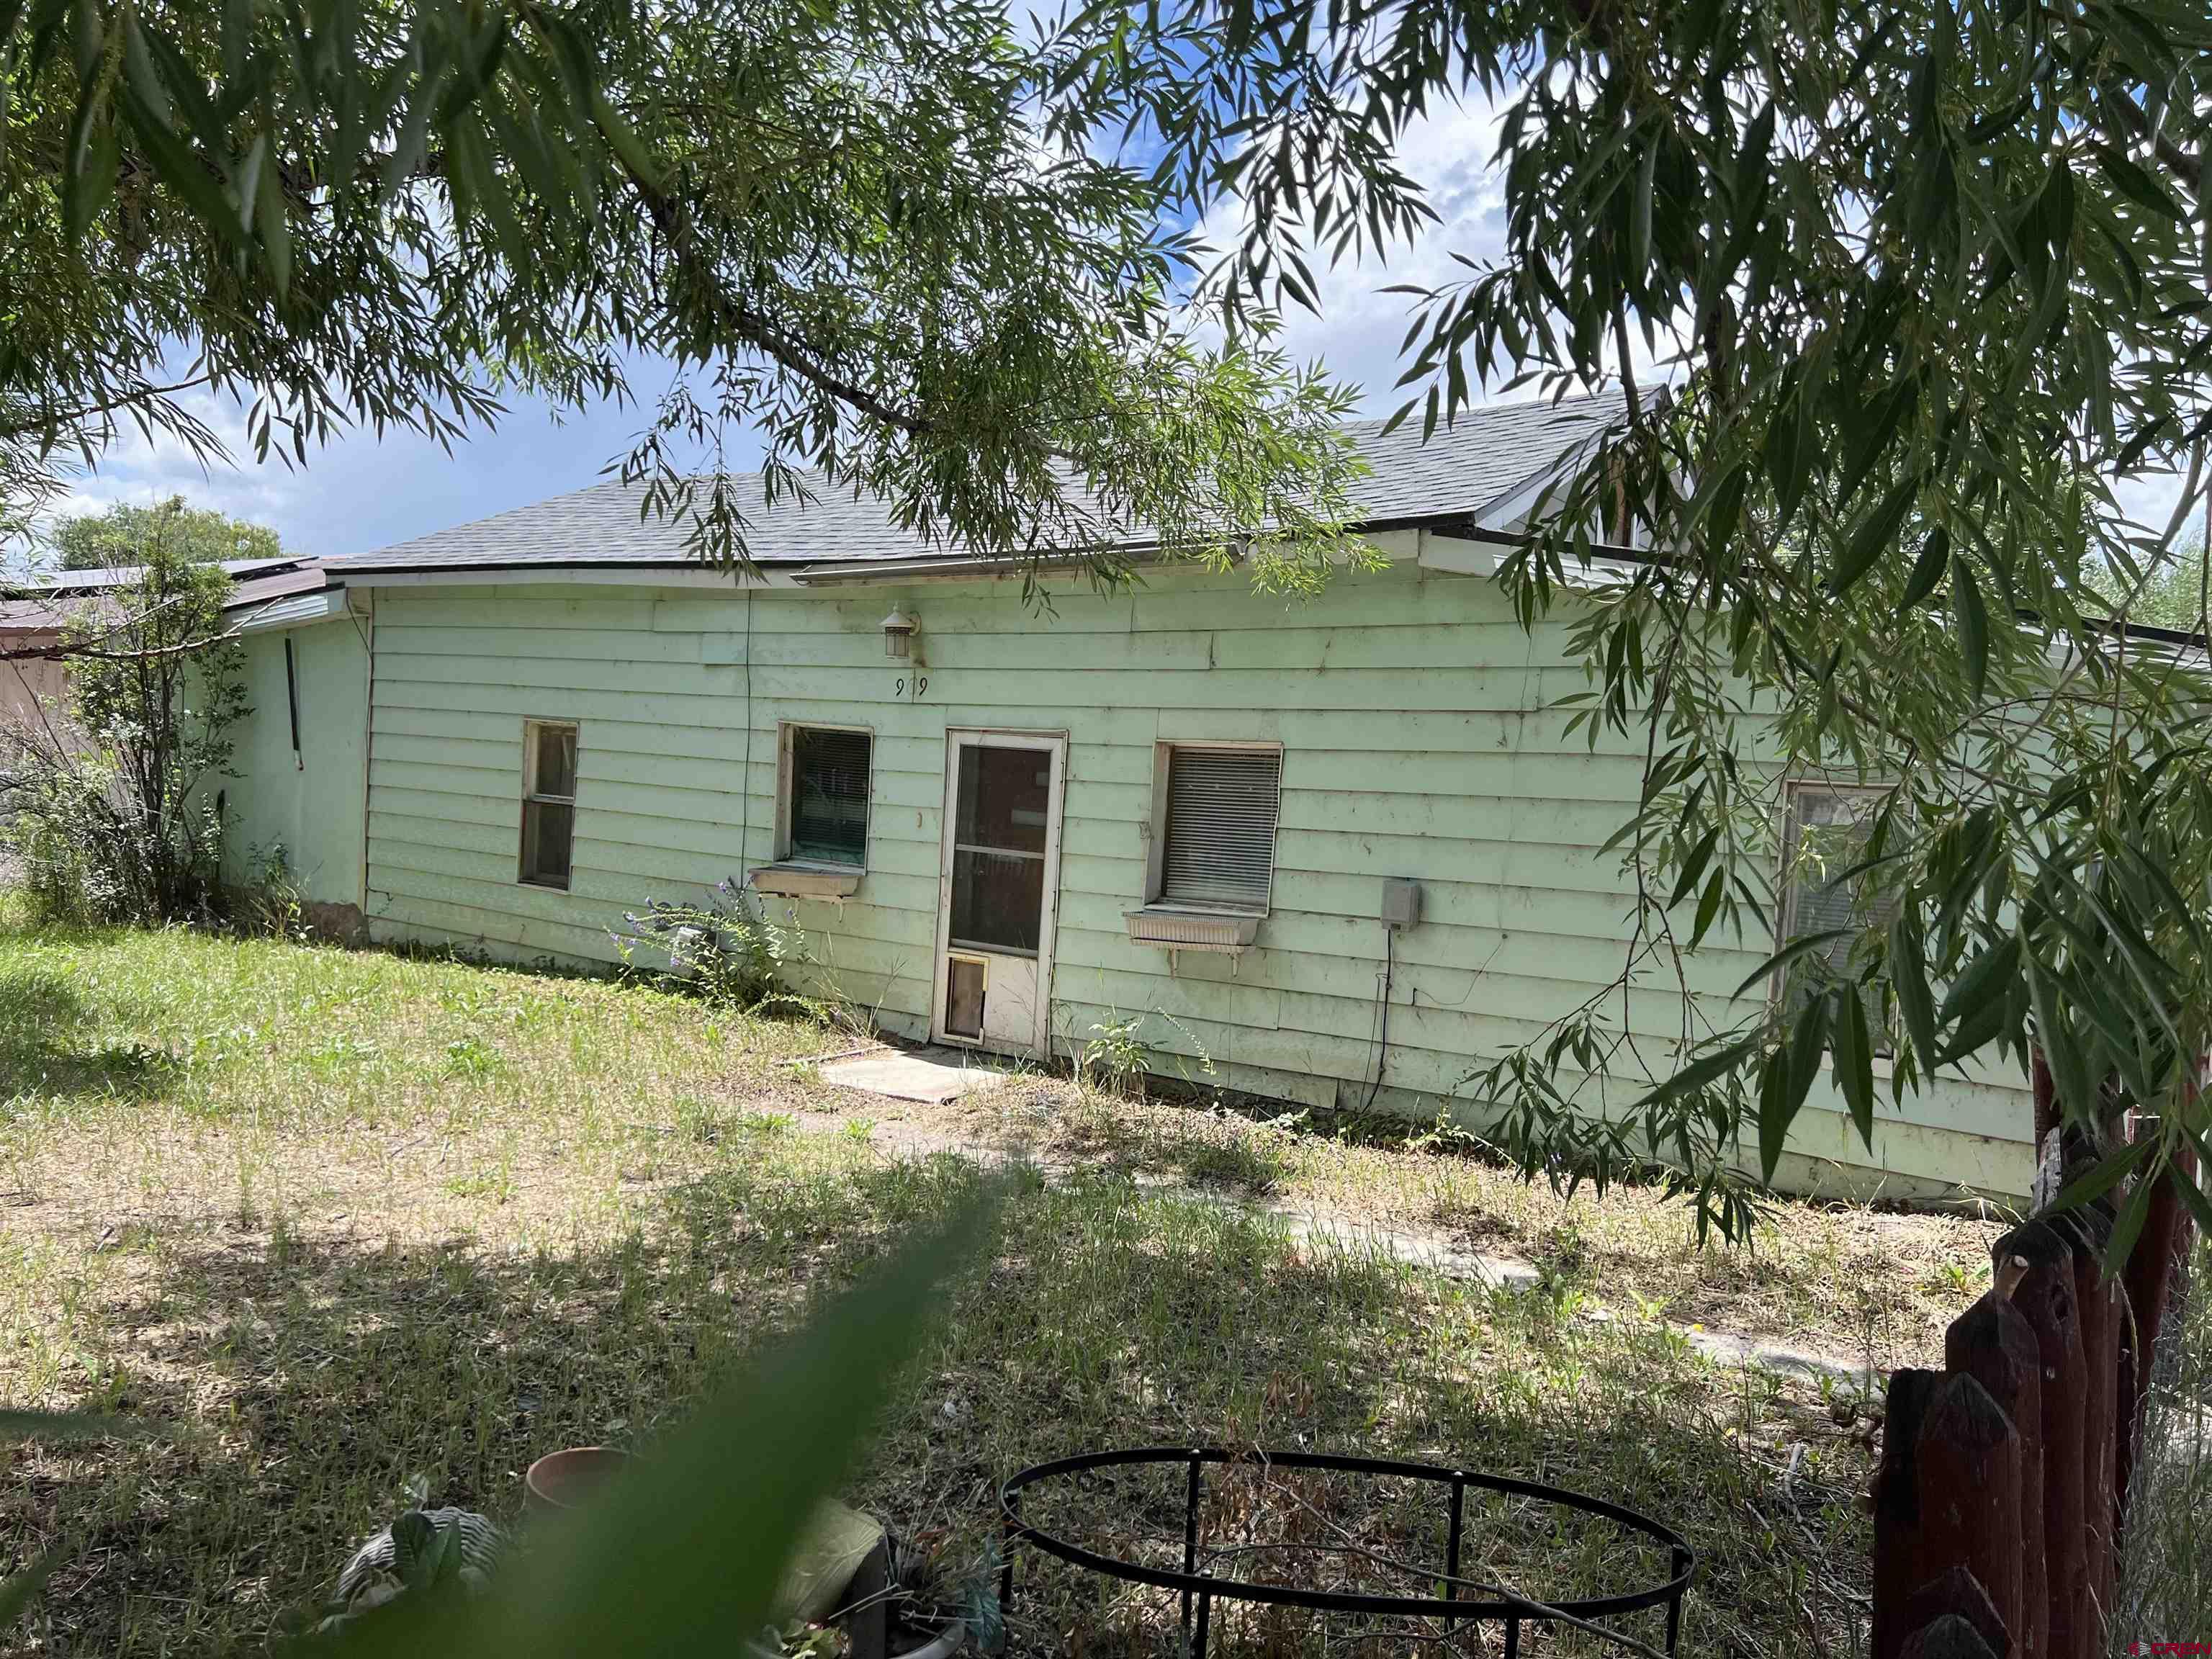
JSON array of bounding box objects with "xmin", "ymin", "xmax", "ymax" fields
[{"xmin": 997, "ymin": 1447, "xmax": 1695, "ymax": 1655}]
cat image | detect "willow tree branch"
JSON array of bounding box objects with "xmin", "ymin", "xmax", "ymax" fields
[
  {"xmin": 0, "ymin": 631, "xmax": 240, "ymax": 665},
  {"xmin": 2093, "ymin": 91, "xmax": 2207, "ymax": 200},
  {"xmin": 0, "ymin": 374, "xmax": 218, "ymax": 441},
  {"xmin": 0, "ymin": 588, "xmax": 240, "ymax": 665},
  {"xmin": 582, "ymin": 117, "xmax": 935, "ymax": 438}
]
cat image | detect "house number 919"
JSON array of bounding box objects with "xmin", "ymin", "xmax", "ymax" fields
[{"xmin": 895, "ymin": 675, "xmax": 929, "ymax": 700}]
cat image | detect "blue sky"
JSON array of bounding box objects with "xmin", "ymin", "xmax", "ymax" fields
[
  {"xmin": 37, "ymin": 97, "xmax": 2190, "ymax": 564},
  {"xmin": 42, "ymin": 364, "xmax": 718, "ymax": 562}
]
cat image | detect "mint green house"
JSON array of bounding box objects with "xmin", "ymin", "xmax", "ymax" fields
[
  {"xmin": 218, "ymin": 574, "xmax": 372, "ymax": 925},
  {"xmin": 228, "ymin": 398, "xmax": 2034, "ymax": 1201}
]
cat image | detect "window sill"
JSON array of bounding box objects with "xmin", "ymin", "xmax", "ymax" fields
[
  {"xmin": 1123, "ymin": 904, "xmax": 1263, "ymax": 952},
  {"xmin": 750, "ymin": 861, "xmax": 863, "ymax": 899}
]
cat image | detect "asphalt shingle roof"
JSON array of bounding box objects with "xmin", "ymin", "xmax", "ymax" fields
[{"xmin": 326, "ymin": 395, "xmax": 1623, "ymax": 573}]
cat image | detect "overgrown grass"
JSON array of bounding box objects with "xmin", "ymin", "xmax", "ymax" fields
[
  {"xmin": 2117, "ymin": 1232, "xmax": 2211, "ymax": 1645},
  {"xmin": 942, "ymin": 1075, "xmax": 2006, "ymax": 1370},
  {"xmin": 0, "ymin": 912, "xmax": 1992, "ymax": 1654}
]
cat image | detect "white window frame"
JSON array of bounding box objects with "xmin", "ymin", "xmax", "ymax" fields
[
  {"xmin": 1143, "ymin": 739, "xmax": 1285, "ymax": 915},
  {"xmin": 518, "ymin": 719, "xmax": 579, "ymax": 891},
  {"xmin": 774, "ymin": 720, "xmax": 874, "ymax": 870},
  {"xmin": 927, "ymin": 727, "xmax": 1069, "ymax": 1057}
]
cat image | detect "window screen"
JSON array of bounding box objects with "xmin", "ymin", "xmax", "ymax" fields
[
  {"xmin": 947, "ymin": 744, "xmax": 1048, "ymax": 954},
  {"xmin": 1159, "ymin": 746, "xmax": 1282, "ymax": 909},
  {"xmin": 787, "ymin": 727, "xmax": 872, "ymax": 866},
  {"xmin": 1779, "ymin": 783, "xmax": 1895, "ymax": 1030}
]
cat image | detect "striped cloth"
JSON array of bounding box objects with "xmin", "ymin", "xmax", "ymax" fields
[{"xmin": 333, "ymin": 1508, "xmax": 505, "ymax": 1609}]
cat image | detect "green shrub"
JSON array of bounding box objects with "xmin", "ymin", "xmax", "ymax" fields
[{"xmin": 615, "ymin": 880, "xmax": 790, "ymax": 1010}]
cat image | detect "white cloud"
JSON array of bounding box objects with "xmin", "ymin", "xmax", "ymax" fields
[
  {"xmin": 28, "ymin": 355, "xmax": 735, "ymax": 562},
  {"xmin": 49, "ymin": 385, "xmax": 308, "ymax": 531},
  {"xmin": 1195, "ymin": 94, "xmax": 1517, "ymax": 415},
  {"xmin": 2113, "ymin": 467, "xmax": 2200, "ymax": 547}
]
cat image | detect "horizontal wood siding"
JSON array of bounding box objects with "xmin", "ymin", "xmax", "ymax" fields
[{"xmin": 363, "ymin": 564, "xmax": 2033, "ymax": 1198}]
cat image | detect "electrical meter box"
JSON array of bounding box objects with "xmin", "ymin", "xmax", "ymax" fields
[{"xmin": 1380, "ymin": 877, "xmax": 1423, "ymax": 930}]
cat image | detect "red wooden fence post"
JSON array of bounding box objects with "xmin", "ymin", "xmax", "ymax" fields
[
  {"xmin": 2068, "ymin": 1205, "xmax": 2120, "ymax": 1647},
  {"xmin": 1884, "ymin": 1052, "xmax": 2198, "ymax": 1659},
  {"xmin": 1901, "ymin": 1565, "xmax": 2010, "ymax": 1659},
  {"xmin": 1996, "ymin": 1218, "xmax": 2090, "ymax": 1658},
  {"xmin": 1945, "ymin": 1256, "xmax": 2045, "ymax": 1659},
  {"xmin": 1874, "ymin": 1368, "xmax": 1944, "ymax": 1659},
  {"xmin": 1900, "ymin": 1615, "xmax": 2003, "ymax": 1659},
  {"xmin": 1915, "ymin": 1373, "xmax": 2026, "ymax": 1651}
]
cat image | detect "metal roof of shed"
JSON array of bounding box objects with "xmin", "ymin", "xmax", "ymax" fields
[
  {"xmin": 0, "ymin": 559, "xmax": 341, "ymax": 633},
  {"xmin": 14, "ymin": 556, "xmax": 307, "ymax": 594}
]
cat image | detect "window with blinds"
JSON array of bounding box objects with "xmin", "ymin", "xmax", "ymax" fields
[
  {"xmin": 1778, "ymin": 782, "xmax": 1896, "ymax": 1038},
  {"xmin": 786, "ymin": 726, "xmax": 872, "ymax": 866},
  {"xmin": 1157, "ymin": 745, "xmax": 1282, "ymax": 911}
]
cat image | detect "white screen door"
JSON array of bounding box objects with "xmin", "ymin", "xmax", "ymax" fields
[{"xmin": 930, "ymin": 730, "xmax": 1066, "ymax": 1057}]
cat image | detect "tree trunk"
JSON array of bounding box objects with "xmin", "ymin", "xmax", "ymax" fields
[{"xmin": 2117, "ymin": 1136, "xmax": 2198, "ymax": 1545}]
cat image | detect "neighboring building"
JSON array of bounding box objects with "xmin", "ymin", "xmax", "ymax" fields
[
  {"xmin": 0, "ymin": 557, "xmax": 372, "ymax": 934},
  {"xmin": 81, "ymin": 400, "xmax": 2049, "ymax": 1197},
  {"xmin": 2, "ymin": 557, "xmax": 325, "ymax": 727},
  {"xmin": 0, "ymin": 595, "xmax": 68, "ymax": 732}
]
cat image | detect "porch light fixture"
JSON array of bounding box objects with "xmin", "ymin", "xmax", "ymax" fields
[{"xmin": 880, "ymin": 606, "xmax": 917, "ymax": 659}]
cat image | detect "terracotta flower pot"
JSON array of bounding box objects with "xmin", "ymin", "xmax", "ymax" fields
[{"xmin": 523, "ymin": 1445, "xmax": 632, "ymax": 1516}]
